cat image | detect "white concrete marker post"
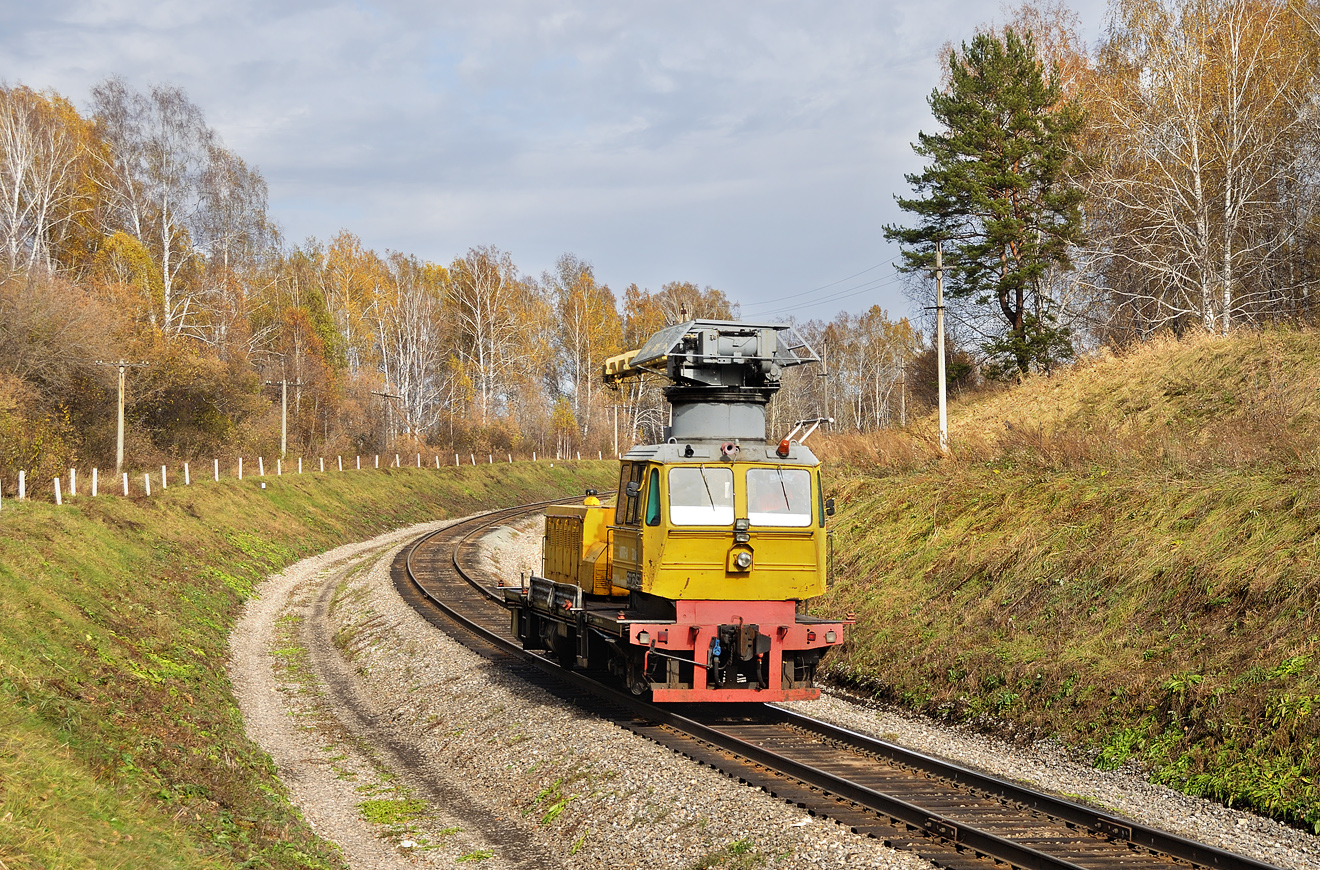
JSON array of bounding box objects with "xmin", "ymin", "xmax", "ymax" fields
[
  {"xmin": 122, "ymin": 473, "xmax": 128, "ymax": 496},
  {"xmin": 161, "ymin": 465, "xmax": 167, "ymax": 489},
  {"xmin": 184, "ymin": 463, "xmax": 190, "ymax": 485},
  {"xmin": 69, "ymin": 468, "xmax": 76, "ymax": 497},
  {"xmin": 144, "ymin": 474, "xmax": 151, "ymax": 496},
  {"xmin": 277, "ymin": 458, "xmax": 282, "ymax": 476},
  {"xmin": 470, "ymin": 453, "xmax": 475, "ymax": 466},
  {"xmin": 455, "ymin": 454, "xmax": 459, "ymax": 466},
  {"xmin": 18, "ymin": 470, "xmax": 25, "ymax": 500},
  {"xmin": 238, "ymin": 457, "xmax": 244, "ymax": 480},
  {"xmin": 54, "ymin": 478, "xmax": 62, "ymax": 506},
  {"xmin": 356, "ymin": 456, "xmax": 360, "ymax": 470},
  {"xmin": 214, "ymin": 458, "xmax": 219, "ymax": 481},
  {"xmin": 395, "ymin": 453, "xmax": 399, "ymax": 468},
  {"xmin": 92, "ymin": 468, "xmax": 98, "ymax": 497},
  {"xmin": 258, "ymin": 457, "xmax": 265, "ymax": 476}
]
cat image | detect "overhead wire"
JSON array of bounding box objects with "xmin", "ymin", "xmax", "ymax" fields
[
  {"xmin": 738, "ymin": 260, "xmax": 892, "ymax": 309},
  {"xmin": 745, "ymin": 267, "xmax": 909, "ymax": 319}
]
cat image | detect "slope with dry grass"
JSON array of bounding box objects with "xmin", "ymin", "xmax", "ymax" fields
[{"xmin": 816, "ymin": 329, "xmax": 1320, "ymax": 832}]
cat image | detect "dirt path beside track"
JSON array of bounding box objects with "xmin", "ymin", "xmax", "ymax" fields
[{"xmin": 228, "ymin": 518, "xmax": 546, "ymax": 870}]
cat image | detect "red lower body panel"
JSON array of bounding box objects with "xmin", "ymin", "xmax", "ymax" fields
[
  {"xmin": 650, "ymin": 686, "xmax": 823, "ymax": 702},
  {"xmin": 624, "ymin": 599, "xmax": 847, "ymax": 703}
]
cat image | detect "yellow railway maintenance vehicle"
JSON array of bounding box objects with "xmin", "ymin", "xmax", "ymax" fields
[{"xmin": 503, "ymin": 319, "xmax": 849, "ymax": 702}]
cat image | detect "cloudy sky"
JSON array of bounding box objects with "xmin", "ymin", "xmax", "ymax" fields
[{"xmin": 7, "ymin": 0, "xmax": 1110, "ymax": 324}]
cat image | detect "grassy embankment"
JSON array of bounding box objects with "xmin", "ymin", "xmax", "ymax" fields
[
  {"xmin": 816, "ymin": 328, "xmax": 1320, "ymax": 832},
  {"xmin": 0, "ymin": 460, "xmax": 615, "ymax": 869}
]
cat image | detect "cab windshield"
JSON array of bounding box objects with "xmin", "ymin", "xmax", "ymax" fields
[
  {"xmin": 668, "ymin": 466, "xmax": 734, "ymax": 526},
  {"xmin": 747, "ymin": 467, "xmax": 813, "ymax": 527}
]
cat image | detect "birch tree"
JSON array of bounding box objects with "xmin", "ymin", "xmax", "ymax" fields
[
  {"xmin": 448, "ymin": 245, "xmax": 529, "ymax": 426},
  {"xmin": 0, "ymin": 86, "xmax": 95, "ymax": 275},
  {"xmin": 195, "ymin": 144, "xmax": 274, "ymax": 354},
  {"xmin": 813, "ymin": 309, "xmax": 919, "ymax": 431},
  {"xmin": 374, "ymin": 254, "xmax": 448, "ymax": 438},
  {"xmin": 323, "ymin": 230, "xmax": 384, "ymax": 375},
  {"xmin": 91, "ymin": 79, "xmax": 216, "ymax": 338},
  {"xmin": 547, "ymin": 253, "xmax": 621, "ymax": 438},
  {"xmin": 1087, "ymin": 0, "xmax": 1320, "ymax": 333}
]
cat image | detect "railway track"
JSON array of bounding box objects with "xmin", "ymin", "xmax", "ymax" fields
[{"xmin": 393, "ymin": 501, "xmax": 1284, "ymax": 870}]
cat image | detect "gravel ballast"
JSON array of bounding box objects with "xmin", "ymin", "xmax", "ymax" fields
[{"xmin": 231, "ymin": 513, "xmax": 1320, "ymax": 870}]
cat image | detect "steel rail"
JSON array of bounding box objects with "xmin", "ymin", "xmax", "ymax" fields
[
  {"xmin": 399, "ymin": 503, "xmax": 1286, "ymax": 870},
  {"xmin": 763, "ymin": 706, "xmax": 1273, "ymax": 870}
]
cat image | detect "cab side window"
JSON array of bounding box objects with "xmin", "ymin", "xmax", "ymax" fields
[
  {"xmin": 616, "ymin": 462, "xmax": 646, "ymax": 525},
  {"xmin": 645, "ymin": 469, "xmax": 662, "ymax": 526}
]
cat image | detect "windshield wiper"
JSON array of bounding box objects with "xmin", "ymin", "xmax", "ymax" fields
[{"xmin": 699, "ymin": 466, "xmax": 717, "ymax": 508}]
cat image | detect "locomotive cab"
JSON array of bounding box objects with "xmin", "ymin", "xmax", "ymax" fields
[{"xmin": 610, "ymin": 449, "xmax": 825, "ymax": 602}]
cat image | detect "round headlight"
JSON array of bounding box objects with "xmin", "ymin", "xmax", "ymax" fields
[{"xmin": 734, "ymin": 551, "xmax": 753, "ymax": 570}]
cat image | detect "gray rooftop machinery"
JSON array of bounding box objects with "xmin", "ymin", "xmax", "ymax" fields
[{"xmin": 602, "ymin": 320, "xmax": 818, "ymax": 444}]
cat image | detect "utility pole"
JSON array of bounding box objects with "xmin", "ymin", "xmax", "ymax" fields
[
  {"xmin": 371, "ymin": 389, "xmax": 402, "ymax": 452},
  {"xmin": 95, "ymin": 360, "xmax": 149, "ymax": 474},
  {"xmin": 934, "ymin": 241, "xmax": 948, "ymax": 454},
  {"xmin": 900, "ymin": 354, "xmax": 907, "ymax": 428},
  {"xmin": 264, "ymin": 379, "xmax": 304, "ymax": 458}
]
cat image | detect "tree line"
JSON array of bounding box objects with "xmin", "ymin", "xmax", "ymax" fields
[
  {"xmin": 0, "ymin": 78, "xmax": 922, "ymax": 488},
  {"xmin": 9, "ymin": 0, "xmax": 1311, "ymax": 487},
  {"xmin": 888, "ymin": 0, "xmax": 1320, "ymax": 376}
]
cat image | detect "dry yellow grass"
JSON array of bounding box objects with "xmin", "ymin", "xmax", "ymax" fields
[
  {"xmin": 818, "ymin": 327, "xmax": 1320, "ymax": 475},
  {"xmin": 814, "ymin": 327, "xmax": 1320, "ymax": 831}
]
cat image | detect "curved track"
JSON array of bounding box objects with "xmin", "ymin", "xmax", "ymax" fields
[{"xmin": 394, "ymin": 502, "xmax": 1284, "ymax": 870}]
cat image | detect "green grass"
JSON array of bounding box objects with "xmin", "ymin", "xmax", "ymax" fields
[
  {"xmin": 357, "ymin": 798, "xmax": 426, "ymax": 826},
  {"xmin": 687, "ymin": 837, "xmax": 764, "ymax": 870},
  {"xmin": 0, "ymin": 461, "xmax": 614, "ymax": 869}
]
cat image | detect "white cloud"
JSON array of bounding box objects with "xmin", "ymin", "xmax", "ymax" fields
[{"xmin": 3, "ymin": 0, "xmax": 1111, "ymax": 323}]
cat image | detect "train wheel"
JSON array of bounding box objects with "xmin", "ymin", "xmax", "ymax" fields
[
  {"xmin": 539, "ymin": 622, "xmax": 575, "ymax": 669},
  {"xmin": 625, "ymin": 652, "xmax": 649, "ymax": 695}
]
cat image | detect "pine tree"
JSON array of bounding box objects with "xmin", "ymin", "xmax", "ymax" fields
[{"xmin": 885, "ymin": 28, "xmax": 1084, "ymax": 376}]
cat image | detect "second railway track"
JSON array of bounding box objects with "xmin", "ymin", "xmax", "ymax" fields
[{"xmin": 393, "ymin": 501, "xmax": 1285, "ymax": 870}]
